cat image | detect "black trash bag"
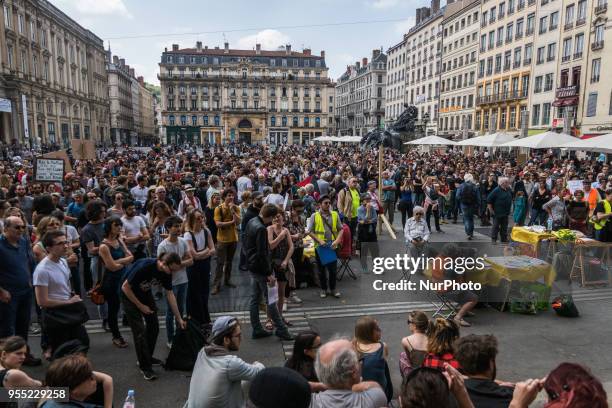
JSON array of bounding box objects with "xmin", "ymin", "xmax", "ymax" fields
[
  {"xmin": 551, "ymin": 295, "xmax": 580, "ymax": 318},
  {"xmin": 165, "ymin": 319, "xmax": 207, "ymax": 371}
]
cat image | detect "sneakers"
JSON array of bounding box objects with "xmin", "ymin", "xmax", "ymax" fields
[
  {"xmin": 112, "ymin": 337, "xmax": 129, "ymax": 348},
  {"xmin": 334, "ymin": 291, "xmax": 341, "ymax": 298},
  {"xmin": 320, "ymin": 291, "xmax": 327, "ymax": 298},
  {"xmin": 166, "ymin": 341, "xmax": 172, "ymax": 350},
  {"xmin": 151, "ymin": 357, "xmax": 164, "ymax": 366},
  {"xmin": 141, "ymin": 369, "xmax": 158, "ymax": 381},
  {"xmin": 286, "ymin": 294, "xmax": 302, "ymax": 304},
  {"xmin": 252, "ymin": 330, "xmax": 274, "ymax": 339},
  {"xmin": 276, "ymin": 331, "xmax": 295, "ymax": 341}
]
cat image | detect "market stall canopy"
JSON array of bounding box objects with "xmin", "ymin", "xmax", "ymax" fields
[
  {"xmin": 338, "ymin": 136, "xmax": 363, "ymax": 143},
  {"xmin": 456, "ymin": 132, "xmax": 518, "ymax": 147},
  {"xmin": 313, "ymin": 136, "xmax": 334, "ymax": 142},
  {"xmin": 501, "ymin": 131, "xmax": 577, "ymax": 149},
  {"xmin": 559, "ymin": 133, "xmax": 612, "ymax": 153},
  {"xmin": 404, "ymin": 136, "xmax": 457, "ymax": 145}
]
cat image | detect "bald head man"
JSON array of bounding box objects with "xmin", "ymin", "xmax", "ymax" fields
[{"xmin": 311, "ymin": 339, "xmax": 387, "ymax": 408}]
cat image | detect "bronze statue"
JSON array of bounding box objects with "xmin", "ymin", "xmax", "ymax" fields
[{"xmin": 360, "ymin": 103, "xmax": 419, "ymax": 151}]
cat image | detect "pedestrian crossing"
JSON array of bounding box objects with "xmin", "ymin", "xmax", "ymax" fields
[{"xmin": 32, "ymin": 286, "xmax": 612, "ymax": 339}]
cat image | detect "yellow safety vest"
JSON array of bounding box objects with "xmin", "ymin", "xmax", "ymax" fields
[
  {"xmin": 313, "ymin": 211, "xmax": 339, "ymax": 246},
  {"xmin": 591, "ymin": 200, "xmax": 611, "ymax": 230}
]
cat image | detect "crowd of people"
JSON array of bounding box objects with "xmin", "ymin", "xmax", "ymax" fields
[{"xmin": 0, "ymin": 142, "xmax": 610, "ymax": 406}]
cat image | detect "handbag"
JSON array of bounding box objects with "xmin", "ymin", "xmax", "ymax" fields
[
  {"xmin": 552, "ymin": 295, "xmax": 580, "ymax": 317},
  {"xmin": 316, "ymin": 244, "xmax": 338, "ymax": 265},
  {"xmin": 43, "ymin": 301, "xmax": 90, "ymax": 329}
]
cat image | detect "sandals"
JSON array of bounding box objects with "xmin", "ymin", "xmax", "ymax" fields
[
  {"xmin": 264, "ymin": 319, "xmax": 274, "ymax": 331},
  {"xmin": 453, "ymin": 318, "xmax": 472, "ymax": 327}
]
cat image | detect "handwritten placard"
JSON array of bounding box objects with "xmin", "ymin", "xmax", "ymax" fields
[{"xmin": 35, "ymin": 158, "xmax": 65, "ymax": 182}]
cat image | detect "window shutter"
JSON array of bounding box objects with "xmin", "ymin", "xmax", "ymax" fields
[{"xmin": 586, "ymin": 92, "xmax": 598, "ymax": 117}]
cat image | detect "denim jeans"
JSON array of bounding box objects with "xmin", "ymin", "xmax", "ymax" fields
[
  {"xmin": 248, "ymin": 272, "xmax": 288, "ymax": 335},
  {"xmin": 165, "ymin": 282, "xmax": 187, "ymax": 343},
  {"xmin": 529, "ymin": 209, "xmax": 548, "ymax": 226},
  {"xmin": 0, "ymin": 289, "xmax": 32, "ymax": 341},
  {"xmin": 461, "ymin": 205, "xmax": 475, "ymax": 237}
]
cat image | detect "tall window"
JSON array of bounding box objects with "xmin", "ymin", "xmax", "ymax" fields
[
  {"xmin": 562, "ymin": 38, "xmax": 572, "ymax": 60},
  {"xmin": 591, "ymin": 58, "xmax": 601, "ymax": 82},
  {"xmin": 542, "ymin": 103, "xmax": 551, "ymax": 124},
  {"xmin": 594, "ymin": 24, "xmax": 605, "ymax": 43},
  {"xmin": 586, "ymin": 92, "xmax": 597, "ymax": 116},
  {"xmin": 532, "ymin": 104, "xmax": 541, "ymax": 125},
  {"xmin": 4, "ymin": 5, "xmax": 11, "ymax": 28},
  {"xmin": 574, "ymin": 34, "xmax": 584, "ymax": 57},
  {"xmin": 565, "ymin": 5, "xmax": 575, "ymax": 24},
  {"xmin": 577, "ymin": 0, "xmax": 587, "ymax": 21}
]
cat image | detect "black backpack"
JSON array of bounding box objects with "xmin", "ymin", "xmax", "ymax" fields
[
  {"xmin": 165, "ymin": 319, "xmax": 207, "ymax": 371},
  {"xmin": 460, "ymin": 183, "xmax": 476, "ymax": 205}
]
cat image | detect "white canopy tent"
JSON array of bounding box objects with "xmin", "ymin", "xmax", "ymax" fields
[
  {"xmin": 338, "ymin": 136, "xmax": 362, "ymax": 143},
  {"xmin": 501, "ymin": 131, "xmax": 577, "ymax": 149},
  {"xmin": 559, "ymin": 133, "xmax": 612, "ymax": 153},
  {"xmin": 312, "ymin": 136, "xmax": 334, "ymax": 142},
  {"xmin": 456, "ymin": 132, "xmax": 517, "ymax": 147},
  {"xmin": 404, "ymin": 135, "xmax": 457, "ymax": 145}
]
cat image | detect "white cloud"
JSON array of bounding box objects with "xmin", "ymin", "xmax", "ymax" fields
[
  {"xmin": 236, "ymin": 29, "xmax": 290, "ymax": 50},
  {"xmin": 54, "ymin": 0, "xmax": 133, "ymax": 19},
  {"xmin": 369, "ymin": 0, "xmax": 400, "ymax": 8},
  {"xmin": 394, "ymin": 16, "xmax": 416, "ymax": 35}
]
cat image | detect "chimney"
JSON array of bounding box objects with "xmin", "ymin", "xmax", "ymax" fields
[
  {"xmin": 303, "ymin": 48, "xmax": 311, "ymax": 56},
  {"xmin": 138, "ymin": 76, "xmax": 144, "ymax": 85},
  {"xmin": 431, "ymin": 0, "xmax": 440, "ymax": 12},
  {"xmin": 321, "ymin": 50, "xmax": 325, "ymax": 59},
  {"xmin": 373, "ymin": 49, "xmax": 381, "ymax": 59},
  {"xmin": 255, "ymin": 43, "xmax": 261, "ymax": 55},
  {"xmin": 362, "ymin": 57, "xmax": 368, "ymax": 67},
  {"xmin": 224, "ymin": 42, "xmax": 229, "ymax": 53},
  {"xmin": 214, "ymin": 46, "xmax": 219, "ymax": 50},
  {"xmin": 423, "ymin": 7, "xmax": 431, "ymax": 19},
  {"xmin": 416, "ymin": 8, "xmax": 422, "ymax": 24},
  {"xmin": 164, "ymin": 47, "xmax": 167, "ymax": 52},
  {"xmin": 119, "ymin": 58, "xmax": 125, "ymax": 67},
  {"xmin": 113, "ymin": 55, "xmax": 119, "ymax": 64},
  {"xmin": 285, "ymin": 44, "xmax": 292, "ymax": 55},
  {"xmin": 205, "ymin": 45, "xmax": 208, "ymax": 49},
  {"xmin": 129, "ymin": 68, "xmax": 135, "ymax": 78},
  {"xmin": 196, "ymin": 41, "xmax": 202, "ymax": 51},
  {"xmin": 172, "ymin": 44, "xmax": 179, "ymax": 51}
]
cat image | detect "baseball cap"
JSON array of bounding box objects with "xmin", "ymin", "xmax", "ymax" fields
[{"xmin": 211, "ymin": 316, "xmax": 238, "ymax": 340}]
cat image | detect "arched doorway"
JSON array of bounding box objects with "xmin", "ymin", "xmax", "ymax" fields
[{"xmin": 238, "ymin": 118, "xmax": 252, "ymax": 144}]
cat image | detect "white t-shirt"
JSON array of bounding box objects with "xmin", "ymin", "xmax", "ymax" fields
[
  {"xmin": 122, "ymin": 215, "xmax": 146, "ymax": 238},
  {"xmin": 130, "ymin": 185, "xmax": 149, "ymax": 204},
  {"xmin": 157, "ymin": 237, "xmax": 188, "ymax": 286},
  {"xmin": 64, "ymin": 225, "xmax": 79, "ymax": 242},
  {"xmin": 33, "ymin": 257, "xmax": 72, "ymax": 301},
  {"xmin": 265, "ymin": 193, "xmax": 285, "ymax": 207},
  {"xmin": 183, "ymin": 230, "xmax": 206, "ymax": 251},
  {"xmin": 236, "ymin": 176, "xmax": 252, "ymax": 201}
]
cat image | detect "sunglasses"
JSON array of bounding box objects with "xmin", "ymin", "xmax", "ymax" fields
[{"xmin": 11, "ymin": 225, "xmax": 26, "ymax": 230}]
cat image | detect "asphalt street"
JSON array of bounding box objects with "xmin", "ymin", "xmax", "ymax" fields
[{"xmin": 23, "ymin": 219, "xmax": 612, "ymax": 407}]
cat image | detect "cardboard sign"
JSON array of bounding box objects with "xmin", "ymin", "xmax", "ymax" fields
[
  {"xmin": 42, "ymin": 149, "xmax": 73, "ymax": 173},
  {"xmin": 35, "ymin": 158, "xmax": 65, "ymax": 182},
  {"xmin": 71, "ymin": 139, "xmax": 96, "ymax": 160}
]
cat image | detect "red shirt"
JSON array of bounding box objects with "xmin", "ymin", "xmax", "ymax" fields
[{"xmin": 422, "ymin": 352, "xmax": 461, "ymax": 371}]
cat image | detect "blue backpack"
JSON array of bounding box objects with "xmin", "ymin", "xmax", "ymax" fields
[{"xmin": 117, "ymin": 257, "xmax": 157, "ymax": 295}]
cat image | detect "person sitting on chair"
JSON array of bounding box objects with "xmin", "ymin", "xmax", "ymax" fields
[
  {"xmin": 431, "ymin": 244, "xmax": 478, "ymax": 327},
  {"xmin": 404, "ymin": 206, "xmax": 429, "ymax": 265}
]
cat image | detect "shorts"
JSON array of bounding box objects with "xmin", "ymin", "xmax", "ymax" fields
[
  {"xmin": 445, "ymin": 290, "xmax": 478, "ymax": 305},
  {"xmin": 273, "ymin": 263, "xmax": 288, "ymax": 282}
]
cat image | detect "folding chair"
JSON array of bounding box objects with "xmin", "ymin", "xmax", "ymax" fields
[
  {"xmin": 431, "ymin": 291, "xmax": 459, "ymax": 319},
  {"xmin": 337, "ymin": 223, "xmax": 357, "ymax": 281},
  {"xmin": 338, "ymin": 253, "xmax": 357, "ymax": 281}
]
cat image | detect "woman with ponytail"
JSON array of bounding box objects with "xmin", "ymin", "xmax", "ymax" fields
[{"xmin": 422, "ymin": 318, "xmax": 461, "ymax": 371}]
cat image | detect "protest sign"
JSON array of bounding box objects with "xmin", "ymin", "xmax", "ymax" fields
[
  {"xmin": 34, "ymin": 158, "xmax": 65, "ymax": 182},
  {"xmin": 42, "ymin": 149, "xmax": 73, "ymax": 173}
]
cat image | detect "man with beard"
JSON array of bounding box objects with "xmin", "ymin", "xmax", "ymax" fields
[
  {"xmin": 14, "ymin": 185, "xmax": 34, "ymax": 224},
  {"xmin": 121, "ymin": 199, "xmax": 150, "ymax": 260},
  {"xmin": 455, "ymin": 334, "xmax": 514, "ymax": 408},
  {"xmin": 184, "ymin": 316, "xmax": 264, "ymax": 408},
  {"xmin": 239, "ymin": 191, "xmax": 264, "ymax": 271}
]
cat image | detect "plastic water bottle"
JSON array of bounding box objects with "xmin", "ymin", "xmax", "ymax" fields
[
  {"xmin": 547, "ymin": 218, "xmax": 553, "ymax": 232},
  {"xmin": 123, "ymin": 390, "xmax": 135, "ymax": 408}
]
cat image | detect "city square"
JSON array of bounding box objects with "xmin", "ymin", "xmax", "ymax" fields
[{"xmin": 0, "ymin": 0, "xmax": 612, "ymax": 407}]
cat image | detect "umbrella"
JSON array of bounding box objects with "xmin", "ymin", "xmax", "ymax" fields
[
  {"xmin": 339, "ymin": 136, "xmax": 362, "ymax": 143},
  {"xmin": 559, "ymin": 133, "xmax": 612, "ymax": 153},
  {"xmin": 404, "ymin": 136, "xmax": 457, "ymax": 145},
  {"xmin": 456, "ymin": 132, "xmax": 517, "ymax": 147},
  {"xmin": 501, "ymin": 131, "xmax": 577, "ymax": 149},
  {"xmin": 313, "ymin": 136, "xmax": 333, "ymax": 142}
]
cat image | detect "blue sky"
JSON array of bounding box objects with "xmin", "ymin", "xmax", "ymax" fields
[{"xmin": 52, "ymin": 0, "xmax": 429, "ymax": 84}]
